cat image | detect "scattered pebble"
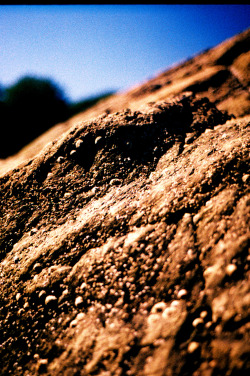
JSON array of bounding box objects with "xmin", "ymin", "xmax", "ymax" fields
[
  {"xmin": 200, "ymin": 311, "xmax": 208, "ymax": 319},
  {"xmin": 95, "ymin": 136, "xmax": 102, "ymax": 145},
  {"xmin": 177, "ymin": 289, "xmax": 188, "ymax": 299},
  {"xmin": 226, "ymin": 263, "xmax": 237, "ymax": 276},
  {"xmin": 242, "ymin": 174, "xmax": 249, "ymax": 183},
  {"xmin": 75, "ymin": 139, "xmax": 83, "ymax": 148},
  {"xmin": 70, "ymin": 150, "xmax": 77, "ymax": 156},
  {"xmin": 23, "ymin": 302, "xmax": 29, "ymax": 310},
  {"xmin": 75, "ymin": 296, "xmax": 84, "ymax": 307},
  {"xmin": 192, "ymin": 317, "xmax": 204, "ymax": 328},
  {"xmin": 57, "ymin": 156, "xmax": 64, "ymax": 163},
  {"xmin": 45, "ymin": 295, "xmax": 57, "ymax": 307},
  {"xmin": 33, "ymin": 262, "xmax": 41, "ymax": 272},
  {"xmin": 38, "ymin": 290, "xmax": 46, "ymax": 299},
  {"xmin": 16, "ymin": 293, "xmax": 21, "ymax": 301},
  {"xmin": 187, "ymin": 341, "xmax": 200, "ymax": 353},
  {"xmin": 80, "ymin": 282, "xmax": 87, "ymax": 290}
]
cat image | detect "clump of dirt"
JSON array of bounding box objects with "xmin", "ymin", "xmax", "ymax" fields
[{"xmin": 0, "ymin": 89, "xmax": 249, "ymax": 376}]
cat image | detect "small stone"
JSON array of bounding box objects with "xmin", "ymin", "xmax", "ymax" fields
[
  {"xmin": 57, "ymin": 156, "xmax": 64, "ymax": 163},
  {"xmin": 187, "ymin": 341, "xmax": 200, "ymax": 353},
  {"xmin": 75, "ymin": 296, "xmax": 84, "ymax": 307},
  {"xmin": 200, "ymin": 311, "xmax": 208, "ymax": 319},
  {"xmin": 192, "ymin": 317, "xmax": 204, "ymax": 328},
  {"xmin": 70, "ymin": 150, "xmax": 77, "ymax": 156},
  {"xmin": 95, "ymin": 136, "xmax": 102, "ymax": 145},
  {"xmin": 177, "ymin": 289, "xmax": 188, "ymax": 299},
  {"xmin": 23, "ymin": 302, "xmax": 29, "ymax": 310},
  {"xmin": 75, "ymin": 139, "xmax": 83, "ymax": 148},
  {"xmin": 80, "ymin": 282, "xmax": 87, "ymax": 290},
  {"xmin": 16, "ymin": 293, "xmax": 21, "ymax": 301},
  {"xmin": 38, "ymin": 290, "xmax": 46, "ymax": 299},
  {"xmin": 45, "ymin": 295, "xmax": 57, "ymax": 307},
  {"xmin": 225, "ymin": 263, "xmax": 237, "ymax": 276},
  {"xmin": 33, "ymin": 263, "xmax": 42, "ymax": 272},
  {"xmin": 242, "ymin": 174, "xmax": 249, "ymax": 183}
]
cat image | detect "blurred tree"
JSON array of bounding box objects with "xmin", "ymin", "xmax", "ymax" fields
[
  {"xmin": 0, "ymin": 76, "xmax": 115, "ymax": 159},
  {"xmin": 0, "ymin": 76, "xmax": 70, "ymax": 158}
]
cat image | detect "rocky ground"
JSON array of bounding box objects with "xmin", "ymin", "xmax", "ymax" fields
[{"xmin": 0, "ymin": 29, "xmax": 249, "ymax": 375}]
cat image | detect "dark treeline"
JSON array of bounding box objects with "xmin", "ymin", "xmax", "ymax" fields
[{"xmin": 0, "ymin": 76, "xmax": 115, "ymax": 158}]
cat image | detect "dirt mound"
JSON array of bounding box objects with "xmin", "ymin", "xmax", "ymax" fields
[
  {"xmin": 0, "ymin": 27, "xmax": 249, "ymax": 176},
  {"xmin": 1, "ymin": 89, "xmax": 250, "ymax": 375}
]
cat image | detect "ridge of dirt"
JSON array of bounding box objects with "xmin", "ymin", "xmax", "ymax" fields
[
  {"xmin": 0, "ymin": 91, "xmax": 249, "ymax": 375},
  {"xmin": 0, "ymin": 27, "xmax": 249, "ymax": 176}
]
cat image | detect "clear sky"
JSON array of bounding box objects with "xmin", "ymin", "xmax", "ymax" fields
[{"xmin": 0, "ymin": 4, "xmax": 249, "ymax": 103}]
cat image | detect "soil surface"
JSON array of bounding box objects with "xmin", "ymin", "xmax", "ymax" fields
[{"xmin": 0, "ymin": 29, "xmax": 249, "ymax": 376}]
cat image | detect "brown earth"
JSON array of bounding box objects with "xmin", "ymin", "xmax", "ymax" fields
[{"xmin": 0, "ymin": 29, "xmax": 249, "ymax": 376}]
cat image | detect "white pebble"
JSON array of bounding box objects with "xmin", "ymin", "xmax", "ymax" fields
[
  {"xmin": 75, "ymin": 296, "xmax": 84, "ymax": 307},
  {"xmin": 192, "ymin": 317, "xmax": 204, "ymax": 327},
  {"xmin": 200, "ymin": 311, "xmax": 208, "ymax": 319},
  {"xmin": 75, "ymin": 139, "xmax": 83, "ymax": 148},
  {"xmin": 45, "ymin": 295, "xmax": 57, "ymax": 306},
  {"xmin": 187, "ymin": 341, "xmax": 200, "ymax": 353},
  {"xmin": 226, "ymin": 263, "xmax": 237, "ymax": 276},
  {"xmin": 16, "ymin": 293, "xmax": 21, "ymax": 301},
  {"xmin": 95, "ymin": 136, "xmax": 102, "ymax": 144},
  {"xmin": 177, "ymin": 289, "xmax": 188, "ymax": 299}
]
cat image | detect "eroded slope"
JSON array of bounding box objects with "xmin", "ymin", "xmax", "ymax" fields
[{"xmin": 0, "ymin": 94, "xmax": 249, "ymax": 375}]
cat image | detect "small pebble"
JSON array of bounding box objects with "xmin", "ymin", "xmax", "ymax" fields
[
  {"xmin": 75, "ymin": 296, "xmax": 84, "ymax": 307},
  {"xmin": 242, "ymin": 174, "xmax": 249, "ymax": 183},
  {"xmin": 75, "ymin": 139, "xmax": 83, "ymax": 148},
  {"xmin": 95, "ymin": 136, "xmax": 102, "ymax": 145},
  {"xmin": 45, "ymin": 295, "xmax": 57, "ymax": 307},
  {"xmin": 57, "ymin": 156, "xmax": 64, "ymax": 163},
  {"xmin": 187, "ymin": 341, "xmax": 200, "ymax": 353},
  {"xmin": 33, "ymin": 263, "xmax": 41, "ymax": 272},
  {"xmin": 177, "ymin": 289, "xmax": 188, "ymax": 299},
  {"xmin": 226, "ymin": 263, "xmax": 237, "ymax": 276},
  {"xmin": 70, "ymin": 150, "xmax": 77, "ymax": 156},
  {"xmin": 23, "ymin": 302, "xmax": 29, "ymax": 310},
  {"xmin": 192, "ymin": 317, "xmax": 204, "ymax": 328},
  {"xmin": 38, "ymin": 290, "xmax": 46, "ymax": 299},
  {"xmin": 200, "ymin": 311, "xmax": 208, "ymax": 319},
  {"xmin": 16, "ymin": 293, "xmax": 21, "ymax": 301}
]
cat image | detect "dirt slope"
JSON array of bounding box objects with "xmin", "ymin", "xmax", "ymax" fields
[
  {"xmin": 0, "ymin": 27, "xmax": 249, "ymax": 176},
  {"xmin": 0, "ymin": 29, "xmax": 250, "ymax": 376}
]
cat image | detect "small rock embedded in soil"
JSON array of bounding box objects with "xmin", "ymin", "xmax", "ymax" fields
[
  {"xmin": 45, "ymin": 295, "xmax": 57, "ymax": 307},
  {"xmin": 75, "ymin": 296, "xmax": 84, "ymax": 307},
  {"xmin": 188, "ymin": 341, "xmax": 200, "ymax": 354}
]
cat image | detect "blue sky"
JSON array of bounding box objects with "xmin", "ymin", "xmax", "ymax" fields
[{"xmin": 0, "ymin": 4, "xmax": 249, "ymax": 102}]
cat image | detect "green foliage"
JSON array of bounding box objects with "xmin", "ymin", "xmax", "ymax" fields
[{"xmin": 0, "ymin": 76, "xmax": 115, "ymax": 158}]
